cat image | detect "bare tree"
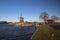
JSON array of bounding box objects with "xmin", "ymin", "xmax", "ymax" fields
[
  {"xmin": 39, "ymin": 12, "xmax": 49, "ymax": 21},
  {"xmin": 51, "ymin": 16, "xmax": 59, "ymax": 21}
]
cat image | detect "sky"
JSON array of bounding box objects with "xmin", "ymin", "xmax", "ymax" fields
[{"xmin": 0, "ymin": 0, "xmax": 60, "ymax": 22}]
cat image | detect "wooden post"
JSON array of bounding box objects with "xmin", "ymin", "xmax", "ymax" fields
[{"xmin": 51, "ymin": 33, "xmax": 54, "ymax": 40}]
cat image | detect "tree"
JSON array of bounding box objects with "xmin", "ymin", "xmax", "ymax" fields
[
  {"xmin": 39, "ymin": 12, "xmax": 49, "ymax": 21},
  {"xmin": 51, "ymin": 16, "xmax": 59, "ymax": 21}
]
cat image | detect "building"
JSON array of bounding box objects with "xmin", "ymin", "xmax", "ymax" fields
[
  {"xmin": 20, "ymin": 17, "xmax": 24, "ymax": 23},
  {"xmin": 19, "ymin": 14, "xmax": 24, "ymax": 25},
  {"xmin": 45, "ymin": 19, "xmax": 54, "ymax": 24}
]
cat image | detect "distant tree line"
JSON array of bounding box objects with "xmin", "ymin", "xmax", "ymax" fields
[{"xmin": 0, "ymin": 21, "xmax": 8, "ymax": 24}]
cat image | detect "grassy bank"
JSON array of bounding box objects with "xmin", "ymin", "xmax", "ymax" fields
[{"xmin": 31, "ymin": 24, "xmax": 60, "ymax": 40}]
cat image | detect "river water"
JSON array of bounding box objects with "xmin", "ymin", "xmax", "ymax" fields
[
  {"xmin": 0, "ymin": 24, "xmax": 36, "ymax": 40},
  {"xmin": 50, "ymin": 24, "xmax": 60, "ymax": 30}
]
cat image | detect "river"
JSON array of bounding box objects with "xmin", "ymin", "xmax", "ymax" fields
[{"xmin": 0, "ymin": 24, "xmax": 36, "ymax": 40}]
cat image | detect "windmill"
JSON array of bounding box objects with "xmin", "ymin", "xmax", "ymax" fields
[{"xmin": 19, "ymin": 12, "xmax": 24, "ymax": 23}]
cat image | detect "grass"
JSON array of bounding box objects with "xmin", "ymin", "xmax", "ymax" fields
[{"xmin": 31, "ymin": 24, "xmax": 60, "ymax": 40}]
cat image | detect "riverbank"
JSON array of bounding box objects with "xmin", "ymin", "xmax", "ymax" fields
[{"xmin": 31, "ymin": 24, "xmax": 60, "ymax": 40}]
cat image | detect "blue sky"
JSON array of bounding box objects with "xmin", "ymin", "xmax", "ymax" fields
[{"xmin": 0, "ymin": 0, "xmax": 60, "ymax": 22}]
